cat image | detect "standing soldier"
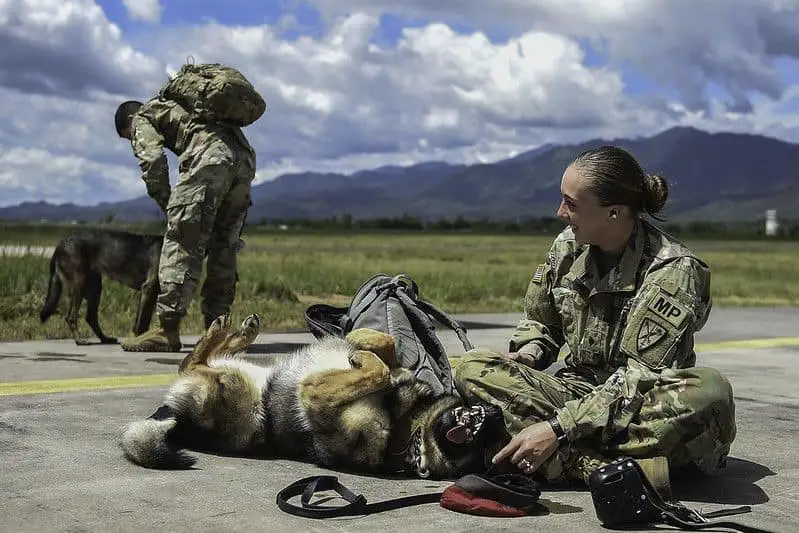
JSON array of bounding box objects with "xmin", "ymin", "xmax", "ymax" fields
[{"xmin": 114, "ymin": 62, "xmax": 265, "ymax": 352}]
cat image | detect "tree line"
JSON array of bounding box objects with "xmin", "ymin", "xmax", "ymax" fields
[
  {"xmin": 250, "ymin": 214, "xmax": 799, "ymax": 240},
  {"xmin": 3, "ymin": 215, "xmax": 798, "ymax": 240}
]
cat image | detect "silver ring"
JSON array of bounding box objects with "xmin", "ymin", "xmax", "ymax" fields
[{"xmin": 519, "ymin": 458, "xmax": 532, "ymax": 470}]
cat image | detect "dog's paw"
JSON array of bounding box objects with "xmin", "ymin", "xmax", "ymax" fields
[
  {"xmin": 207, "ymin": 314, "xmax": 230, "ymax": 336},
  {"xmin": 236, "ymin": 314, "xmax": 260, "ymax": 343},
  {"xmin": 240, "ymin": 314, "xmax": 260, "ymax": 331}
]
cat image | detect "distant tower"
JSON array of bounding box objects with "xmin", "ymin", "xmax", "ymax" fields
[{"xmin": 765, "ymin": 210, "xmax": 779, "ymax": 237}]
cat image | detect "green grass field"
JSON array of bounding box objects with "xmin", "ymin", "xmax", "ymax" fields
[{"xmin": 1, "ymin": 226, "xmax": 798, "ymax": 342}]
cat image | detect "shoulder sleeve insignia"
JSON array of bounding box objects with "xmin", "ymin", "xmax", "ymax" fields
[{"xmin": 636, "ymin": 318, "xmax": 667, "ymax": 351}]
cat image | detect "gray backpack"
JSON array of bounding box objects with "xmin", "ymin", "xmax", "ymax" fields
[{"xmin": 304, "ymin": 274, "xmax": 474, "ymax": 397}]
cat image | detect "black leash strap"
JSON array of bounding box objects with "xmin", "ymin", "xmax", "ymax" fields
[
  {"xmin": 275, "ymin": 475, "xmax": 442, "ymax": 519},
  {"xmin": 641, "ymin": 472, "xmax": 773, "ymax": 533},
  {"xmin": 656, "ymin": 501, "xmax": 773, "ymax": 533}
]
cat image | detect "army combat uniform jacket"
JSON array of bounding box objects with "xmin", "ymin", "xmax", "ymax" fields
[
  {"xmin": 507, "ymin": 218, "xmax": 713, "ymax": 442},
  {"xmin": 130, "ymin": 98, "xmax": 255, "ymax": 213}
]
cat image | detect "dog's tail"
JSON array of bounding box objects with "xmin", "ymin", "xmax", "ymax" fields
[
  {"xmin": 120, "ymin": 408, "xmax": 197, "ymax": 469},
  {"xmin": 40, "ymin": 253, "xmax": 62, "ymax": 323}
]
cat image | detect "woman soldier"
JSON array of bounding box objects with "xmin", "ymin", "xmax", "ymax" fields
[{"xmin": 452, "ymin": 146, "xmax": 736, "ymax": 488}]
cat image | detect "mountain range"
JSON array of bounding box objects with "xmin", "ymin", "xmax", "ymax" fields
[{"xmin": 2, "ymin": 126, "xmax": 798, "ymax": 223}]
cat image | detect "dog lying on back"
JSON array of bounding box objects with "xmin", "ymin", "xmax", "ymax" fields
[
  {"xmin": 120, "ymin": 313, "xmax": 500, "ymax": 479},
  {"xmin": 40, "ymin": 228, "xmax": 163, "ymax": 345}
]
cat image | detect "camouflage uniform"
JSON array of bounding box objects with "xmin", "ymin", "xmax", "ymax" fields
[
  {"xmin": 452, "ymin": 218, "xmax": 736, "ymax": 484},
  {"xmin": 122, "ymin": 98, "xmax": 256, "ymax": 351}
]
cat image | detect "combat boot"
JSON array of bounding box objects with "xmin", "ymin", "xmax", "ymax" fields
[
  {"xmin": 121, "ymin": 317, "xmax": 182, "ymax": 353},
  {"xmin": 633, "ymin": 455, "xmax": 672, "ymax": 501}
]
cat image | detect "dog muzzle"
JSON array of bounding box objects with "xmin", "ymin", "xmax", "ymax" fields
[{"xmin": 589, "ymin": 456, "xmax": 771, "ymax": 532}]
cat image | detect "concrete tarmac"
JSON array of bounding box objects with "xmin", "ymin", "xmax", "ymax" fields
[{"xmin": 1, "ymin": 308, "xmax": 797, "ymax": 533}]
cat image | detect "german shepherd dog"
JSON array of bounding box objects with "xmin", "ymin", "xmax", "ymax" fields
[
  {"xmin": 40, "ymin": 228, "xmax": 163, "ymax": 345},
  {"xmin": 120, "ymin": 313, "xmax": 501, "ymax": 479}
]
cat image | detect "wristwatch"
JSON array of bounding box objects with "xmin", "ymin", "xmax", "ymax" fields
[{"xmin": 547, "ymin": 415, "xmax": 568, "ymax": 443}]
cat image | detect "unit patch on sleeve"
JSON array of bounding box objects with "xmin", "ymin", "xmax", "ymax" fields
[{"xmin": 636, "ymin": 318, "xmax": 667, "ymax": 351}]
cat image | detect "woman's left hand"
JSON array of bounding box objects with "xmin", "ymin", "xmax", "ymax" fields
[{"xmin": 491, "ymin": 421, "xmax": 560, "ymax": 475}]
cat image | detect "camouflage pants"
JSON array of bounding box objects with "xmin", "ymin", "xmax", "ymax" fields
[
  {"xmin": 451, "ymin": 348, "xmax": 737, "ymax": 483},
  {"xmin": 157, "ymin": 140, "xmax": 255, "ymax": 324}
]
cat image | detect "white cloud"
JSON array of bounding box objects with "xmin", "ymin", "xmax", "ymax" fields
[
  {"xmin": 309, "ymin": 0, "xmax": 799, "ymax": 114},
  {"xmin": 0, "ymin": 145, "xmax": 141, "ymax": 206},
  {"xmin": 0, "ymin": 0, "xmax": 162, "ymax": 98},
  {"xmin": 122, "ymin": 0, "xmax": 162, "ymax": 24},
  {"xmin": 0, "ymin": 0, "xmax": 797, "ymax": 207},
  {"xmin": 147, "ymin": 14, "xmax": 663, "ymax": 165}
]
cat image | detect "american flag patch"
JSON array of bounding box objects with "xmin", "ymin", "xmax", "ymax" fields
[{"xmin": 531, "ymin": 264, "xmax": 545, "ymax": 284}]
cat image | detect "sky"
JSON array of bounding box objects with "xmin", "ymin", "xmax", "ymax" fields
[{"xmin": 1, "ymin": 0, "xmax": 799, "ymax": 207}]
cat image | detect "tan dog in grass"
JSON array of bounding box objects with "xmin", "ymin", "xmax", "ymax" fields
[{"xmin": 120, "ymin": 313, "xmax": 493, "ymax": 479}]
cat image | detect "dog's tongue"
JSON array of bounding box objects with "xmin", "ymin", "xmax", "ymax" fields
[{"xmin": 446, "ymin": 425, "xmax": 470, "ymax": 444}]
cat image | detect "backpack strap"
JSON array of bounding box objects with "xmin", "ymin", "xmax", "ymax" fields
[
  {"xmin": 390, "ymin": 274, "xmax": 420, "ymax": 296},
  {"xmin": 415, "ymin": 298, "xmax": 474, "ymax": 352}
]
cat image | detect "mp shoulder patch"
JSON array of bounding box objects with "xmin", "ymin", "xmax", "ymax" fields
[{"xmin": 646, "ymin": 289, "xmax": 690, "ymax": 328}]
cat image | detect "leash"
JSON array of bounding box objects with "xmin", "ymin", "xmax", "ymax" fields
[
  {"xmin": 275, "ymin": 462, "xmax": 542, "ymax": 519},
  {"xmin": 638, "ymin": 483, "xmax": 771, "ymax": 533},
  {"xmin": 275, "ymin": 475, "xmax": 443, "ymax": 518}
]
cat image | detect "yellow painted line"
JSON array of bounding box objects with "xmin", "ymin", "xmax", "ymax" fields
[
  {"xmin": 696, "ymin": 337, "xmax": 799, "ymax": 351},
  {"xmin": 0, "ymin": 373, "xmax": 176, "ymax": 397},
  {"xmin": 1, "ymin": 336, "xmax": 798, "ymax": 397}
]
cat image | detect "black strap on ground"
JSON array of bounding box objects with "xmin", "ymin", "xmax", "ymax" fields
[
  {"xmin": 646, "ymin": 482, "xmax": 775, "ymax": 533},
  {"xmin": 275, "ymin": 475, "xmax": 442, "ymax": 519},
  {"xmin": 277, "ymin": 474, "xmax": 776, "ymax": 532},
  {"xmin": 656, "ymin": 506, "xmax": 776, "ymax": 533}
]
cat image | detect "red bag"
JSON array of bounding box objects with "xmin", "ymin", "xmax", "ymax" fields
[{"xmin": 440, "ymin": 473, "xmax": 545, "ymax": 517}]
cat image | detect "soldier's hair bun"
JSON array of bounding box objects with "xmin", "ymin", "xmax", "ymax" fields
[{"xmin": 643, "ymin": 173, "xmax": 668, "ymax": 216}]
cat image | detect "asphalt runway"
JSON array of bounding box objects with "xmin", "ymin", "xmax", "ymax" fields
[{"xmin": 1, "ymin": 308, "xmax": 797, "ymax": 532}]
